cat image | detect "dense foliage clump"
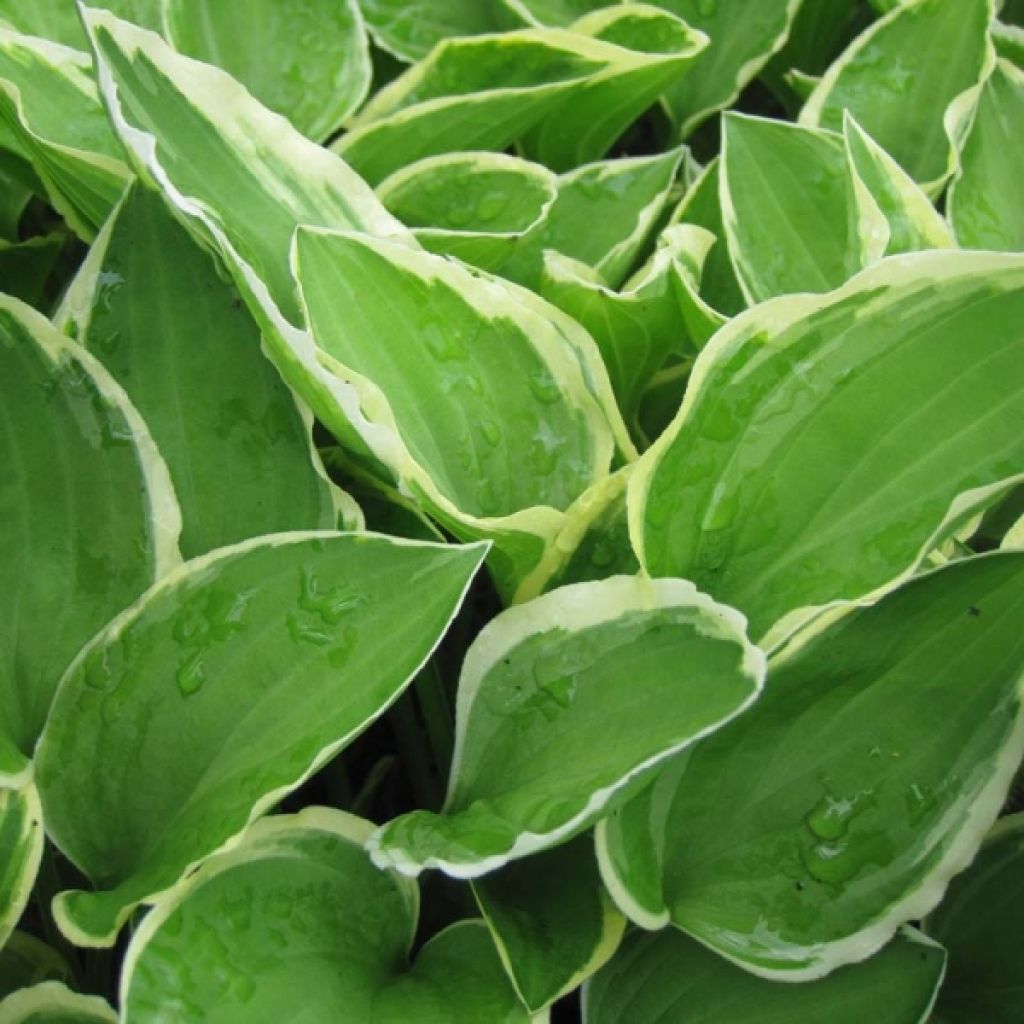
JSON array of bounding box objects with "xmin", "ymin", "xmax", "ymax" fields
[{"xmin": 1, "ymin": 1, "xmax": 1023, "ymax": 1021}]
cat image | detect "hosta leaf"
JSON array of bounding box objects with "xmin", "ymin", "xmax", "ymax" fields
[
  {"xmin": 669, "ymin": 159, "xmax": 745, "ymax": 316},
  {"xmin": 505, "ymin": 148, "xmax": 686, "ymax": 291},
  {"xmin": 0, "ymin": 982, "xmax": 116, "ymax": 1023},
  {"xmin": 293, "ymin": 227, "xmax": 630, "ymax": 599},
  {"xmin": 801, "ymin": 0, "xmax": 994, "ymax": 191},
  {"xmin": 842, "ymin": 113, "xmax": 954, "ymax": 255},
  {"xmin": 473, "ymin": 834, "xmax": 625, "ymax": 1012},
  {"xmin": 927, "ymin": 813, "xmax": 1024, "ymax": 1022},
  {"xmin": 629, "ymin": 250, "xmax": 1024, "ymax": 645},
  {"xmin": 0, "ymin": 27, "xmax": 130, "ymax": 239},
  {"xmin": 539, "ymin": 227, "xmax": 692, "ymax": 426},
  {"xmin": 163, "ymin": 0, "xmax": 371, "ymax": 142},
  {"xmin": 947, "ymin": 59, "xmax": 1024, "ymax": 252},
  {"xmin": 0, "ymin": 933, "xmax": 72, "ymax": 998},
  {"xmin": 0, "ymin": 0, "xmax": 162, "ymax": 49},
  {"xmin": 598, "ymin": 552, "xmax": 1024, "ymax": 978},
  {"xmin": 0, "ymin": 232, "xmax": 63, "ymax": 308},
  {"xmin": 368, "ymin": 575, "xmax": 764, "ymax": 878},
  {"xmin": 120, "ymin": 809, "xmax": 532, "ymax": 1024},
  {"xmin": 81, "ymin": 5, "xmax": 408, "ymax": 322},
  {"xmin": 377, "ymin": 151, "xmax": 559, "ymax": 271},
  {"xmin": 34, "ymin": 532, "xmax": 486, "ymax": 946},
  {"xmin": 720, "ymin": 113, "xmax": 874, "ymax": 304},
  {"xmin": 584, "ymin": 926, "xmax": 947, "ymax": 1024},
  {"xmin": 58, "ymin": 183, "xmax": 337, "ymax": 559},
  {"xmin": 357, "ymin": 0, "xmax": 525, "ymax": 62},
  {"xmin": 657, "ymin": 0, "xmax": 804, "ymax": 137},
  {"xmin": 0, "ymin": 295, "xmax": 179, "ymax": 782},
  {"xmin": 335, "ymin": 20, "xmax": 703, "ymax": 183},
  {"xmin": 0, "ymin": 785, "xmax": 43, "ymax": 948},
  {"xmin": 515, "ymin": 5, "xmax": 707, "ymax": 172}
]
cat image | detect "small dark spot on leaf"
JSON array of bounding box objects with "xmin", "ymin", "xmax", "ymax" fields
[
  {"xmin": 795, "ymin": 881, "xmax": 804, "ymax": 891},
  {"xmin": 968, "ymin": 606, "xmax": 981, "ymax": 617}
]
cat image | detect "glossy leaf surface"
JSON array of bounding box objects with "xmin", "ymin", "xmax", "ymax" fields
[
  {"xmin": 35, "ymin": 533, "xmax": 486, "ymax": 945},
  {"xmin": 630, "ymin": 250, "xmax": 1024, "ymax": 643},
  {"xmin": 584, "ymin": 927, "xmax": 946, "ymax": 1024},
  {"xmin": 120, "ymin": 809, "xmax": 531, "ymax": 1023},
  {"xmin": 369, "ymin": 575, "xmax": 764, "ymax": 878},
  {"xmin": 948, "ymin": 59, "xmax": 1024, "ymax": 251},
  {"xmin": 61, "ymin": 183, "xmax": 336, "ymax": 559},
  {"xmin": 164, "ymin": 0, "xmax": 371, "ymax": 141},
  {"xmin": 0, "ymin": 294, "xmax": 178, "ymax": 780},
  {"xmin": 598, "ymin": 553, "xmax": 1024, "ymax": 978}
]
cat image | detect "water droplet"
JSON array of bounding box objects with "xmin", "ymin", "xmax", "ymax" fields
[
  {"xmin": 176, "ymin": 653, "xmax": 205, "ymax": 697},
  {"xmin": 423, "ymin": 323, "xmax": 464, "ymax": 362},
  {"xmin": 479, "ymin": 418, "xmax": 501, "ymax": 448},
  {"xmin": 528, "ymin": 368, "xmax": 562, "ymax": 405}
]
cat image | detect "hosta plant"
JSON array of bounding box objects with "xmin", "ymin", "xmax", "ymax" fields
[{"xmin": 1, "ymin": 0, "xmax": 1023, "ymax": 1021}]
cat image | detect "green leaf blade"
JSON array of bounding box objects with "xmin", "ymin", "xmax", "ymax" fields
[
  {"xmin": 599, "ymin": 552, "xmax": 1024, "ymax": 978},
  {"xmin": 35, "ymin": 532, "xmax": 486, "ymax": 946}
]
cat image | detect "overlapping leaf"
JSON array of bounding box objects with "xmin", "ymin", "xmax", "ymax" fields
[
  {"xmin": 0, "ymin": 26, "xmax": 130, "ymax": 238},
  {"xmin": 598, "ymin": 553, "xmax": 1024, "ymax": 978},
  {"xmin": 368, "ymin": 574, "xmax": 764, "ymax": 878},
  {"xmin": 948, "ymin": 59, "xmax": 1024, "ymax": 251},
  {"xmin": 58, "ymin": 183, "xmax": 339, "ymax": 558},
  {"xmin": 35, "ymin": 532, "xmax": 486, "ymax": 945},
  {"xmin": 164, "ymin": 0, "xmax": 371, "ymax": 141},
  {"xmin": 0, "ymin": 294, "xmax": 179, "ymax": 782},
  {"xmin": 119, "ymin": 809, "xmax": 532, "ymax": 1023},
  {"xmin": 801, "ymin": 0, "xmax": 994, "ymax": 191},
  {"xmin": 584, "ymin": 927, "xmax": 947, "ymax": 1023},
  {"xmin": 336, "ymin": 11, "xmax": 706, "ymax": 183},
  {"xmin": 629, "ymin": 250, "xmax": 1024, "ymax": 644},
  {"xmin": 0, "ymin": 785, "xmax": 43, "ymax": 949}
]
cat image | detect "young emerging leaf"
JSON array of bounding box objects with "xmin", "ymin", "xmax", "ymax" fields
[
  {"xmin": 926, "ymin": 814, "xmax": 1024, "ymax": 1023},
  {"xmin": 473, "ymin": 834, "xmax": 625, "ymax": 1012},
  {"xmin": 336, "ymin": 20, "xmax": 703, "ymax": 183},
  {"xmin": 947, "ymin": 59, "xmax": 1024, "ymax": 252},
  {"xmin": 720, "ymin": 113, "xmax": 876, "ymax": 304},
  {"xmin": 842, "ymin": 112, "xmax": 954, "ymax": 256},
  {"xmin": 539, "ymin": 227, "xmax": 693, "ymax": 428},
  {"xmin": 0, "ymin": 785, "xmax": 43, "ymax": 950},
  {"xmin": 119, "ymin": 809, "xmax": 533, "ymax": 1023},
  {"xmin": 0, "ymin": 295, "xmax": 179, "ymax": 782},
  {"xmin": 34, "ymin": 532, "xmax": 487, "ymax": 946},
  {"xmin": 0, "ymin": 982, "xmax": 116, "ymax": 1023},
  {"xmin": 801, "ymin": 0, "xmax": 995, "ymax": 191},
  {"xmin": 583, "ymin": 927, "xmax": 947, "ymax": 1024},
  {"xmin": 368, "ymin": 575, "xmax": 764, "ymax": 878},
  {"xmin": 668, "ymin": 158, "xmax": 746, "ymax": 317},
  {"xmin": 163, "ymin": 0, "xmax": 371, "ymax": 141},
  {"xmin": 598, "ymin": 553, "xmax": 1024, "ymax": 978},
  {"xmin": 0, "ymin": 0, "xmax": 162, "ymax": 48},
  {"xmin": 58, "ymin": 183, "xmax": 338, "ymax": 559},
  {"xmin": 629, "ymin": 250, "xmax": 1024, "ymax": 645},
  {"xmin": 0, "ymin": 26, "xmax": 130, "ymax": 238}
]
